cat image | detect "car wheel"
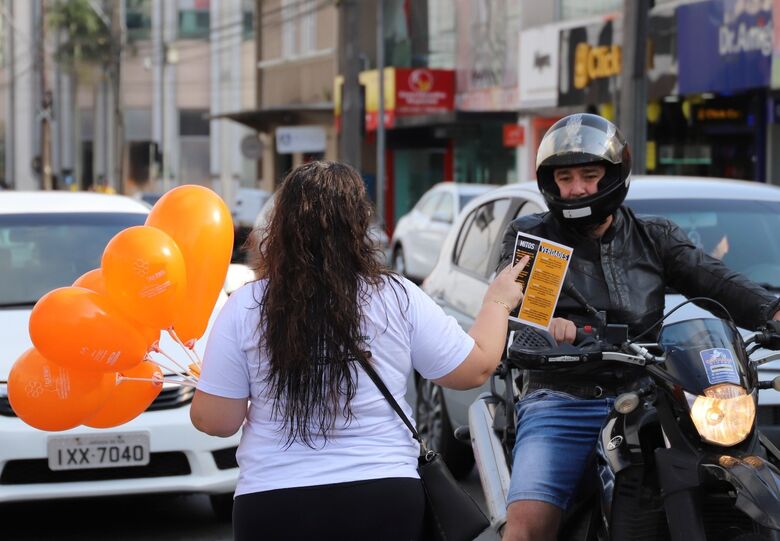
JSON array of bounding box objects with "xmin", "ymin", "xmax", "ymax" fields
[
  {"xmin": 209, "ymin": 493, "xmax": 234, "ymax": 522},
  {"xmin": 392, "ymin": 246, "xmax": 407, "ymax": 276},
  {"xmin": 415, "ymin": 377, "xmax": 475, "ymax": 479}
]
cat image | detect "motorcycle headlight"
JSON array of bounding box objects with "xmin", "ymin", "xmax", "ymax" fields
[{"xmin": 686, "ymin": 383, "xmax": 755, "ymax": 447}]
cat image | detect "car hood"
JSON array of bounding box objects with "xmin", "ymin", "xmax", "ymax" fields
[{"xmin": 0, "ymin": 307, "xmax": 33, "ymax": 379}]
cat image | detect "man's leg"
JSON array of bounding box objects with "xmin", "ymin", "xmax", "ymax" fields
[
  {"xmin": 503, "ymin": 500, "xmax": 561, "ymax": 541},
  {"xmin": 503, "ymin": 390, "xmax": 611, "ymax": 541}
]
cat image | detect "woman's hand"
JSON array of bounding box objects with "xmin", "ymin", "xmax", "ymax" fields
[{"xmin": 484, "ymin": 256, "xmax": 529, "ymax": 313}]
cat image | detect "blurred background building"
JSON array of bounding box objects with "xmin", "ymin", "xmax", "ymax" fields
[{"xmin": 0, "ymin": 0, "xmax": 779, "ymax": 231}]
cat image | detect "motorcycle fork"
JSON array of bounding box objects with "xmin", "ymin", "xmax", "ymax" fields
[{"xmin": 655, "ymin": 447, "xmax": 707, "ymax": 541}]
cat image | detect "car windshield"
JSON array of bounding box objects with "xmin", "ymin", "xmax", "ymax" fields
[
  {"xmin": 625, "ymin": 198, "xmax": 780, "ymax": 290},
  {"xmin": 0, "ymin": 212, "xmax": 147, "ymax": 306},
  {"xmin": 459, "ymin": 194, "xmax": 479, "ymax": 210}
]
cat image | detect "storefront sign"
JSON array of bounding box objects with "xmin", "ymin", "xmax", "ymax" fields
[
  {"xmin": 394, "ymin": 68, "xmax": 455, "ymax": 115},
  {"xmin": 518, "ymin": 24, "xmax": 561, "ymax": 109},
  {"xmin": 678, "ymin": 0, "xmax": 772, "ymax": 94},
  {"xmin": 334, "ymin": 68, "xmax": 455, "ymax": 131},
  {"xmin": 574, "ymin": 43, "xmax": 621, "ymax": 89},
  {"xmin": 276, "ymin": 126, "xmax": 326, "ymax": 154},
  {"xmin": 455, "ymin": 0, "xmax": 522, "ymax": 111},
  {"xmin": 558, "ymin": 17, "xmax": 622, "ymax": 107},
  {"xmin": 503, "ymin": 124, "xmax": 526, "ymax": 147}
]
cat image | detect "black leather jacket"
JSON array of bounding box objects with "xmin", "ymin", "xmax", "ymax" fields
[{"xmin": 499, "ymin": 206, "xmax": 780, "ymax": 393}]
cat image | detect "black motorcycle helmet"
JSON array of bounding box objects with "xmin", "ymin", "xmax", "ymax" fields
[{"xmin": 536, "ymin": 113, "xmax": 632, "ymax": 227}]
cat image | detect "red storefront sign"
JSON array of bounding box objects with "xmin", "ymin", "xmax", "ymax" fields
[
  {"xmin": 336, "ymin": 68, "xmax": 455, "ymax": 132},
  {"xmin": 393, "ymin": 68, "xmax": 455, "ymax": 115},
  {"xmin": 503, "ymin": 124, "xmax": 526, "ymax": 147}
]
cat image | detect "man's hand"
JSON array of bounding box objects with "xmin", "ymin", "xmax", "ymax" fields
[
  {"xmin": 773, "ymin": 310, "xmax": 780, "ymax": 321},
  {"xmin": 549, "ymin": 317, "xmax": 577, "ymax": 344}
]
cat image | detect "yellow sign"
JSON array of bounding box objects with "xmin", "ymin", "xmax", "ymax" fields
[
  {"xmin": 574, "ymin": 43, "xmax": 622, "ymax": 89},
  {"xmin": 334, "ymin": 68, "xmax": 396, "ymax": 117},
  {"xmin": 511, "ymin": 232, "xmax": 574, "ymax": 330}
]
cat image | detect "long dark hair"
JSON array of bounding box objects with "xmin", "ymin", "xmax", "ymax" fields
[{"xmin": 251, "ymin": 161, "xmax": 395, "ymax": 447}]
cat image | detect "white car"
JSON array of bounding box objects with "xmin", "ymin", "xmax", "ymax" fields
[
  {"xmin": 417, "ymin": 176, "xmax": 780, "ymax": 477},
  {"xmin": 390, "ymin": 183, "xmax": 496, "ymax": 282},
  {"xmin": 0, "ymin": 191, "xmax": 240, "ymax": 519},
  {"xmin": 254, "ymin": 192, "xmax": 391, "ymax": 264}
]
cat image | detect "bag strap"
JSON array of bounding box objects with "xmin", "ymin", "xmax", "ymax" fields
[{"xmin": 358, "ymin": 356, "xmax": 430, "ymax": 454}]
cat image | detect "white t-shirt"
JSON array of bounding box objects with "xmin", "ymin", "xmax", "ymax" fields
[{"xmin": 197, "ymin": 276, "xmax": 475, "ymax": 496}]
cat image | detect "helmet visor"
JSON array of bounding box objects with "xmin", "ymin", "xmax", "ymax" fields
[{"xmin": 537, "ymin": 122, "xmax": 625, "ymax": 168}]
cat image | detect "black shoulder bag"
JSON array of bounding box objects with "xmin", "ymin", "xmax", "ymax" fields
[{"xmin": 360, "ymin": 361, "xmax": 490, "ymax": 541}]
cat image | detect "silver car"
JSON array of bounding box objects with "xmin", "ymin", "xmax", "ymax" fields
[{"xmin": 416, "ymin": 176, "xmax": 780, "ymax": 477}]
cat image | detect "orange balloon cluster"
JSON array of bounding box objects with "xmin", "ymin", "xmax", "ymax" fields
[{"xmin": 8, "ymin": 185, "xmax": 234, "ymax": 431}]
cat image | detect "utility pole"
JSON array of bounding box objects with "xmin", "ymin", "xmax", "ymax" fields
[
  {"xmin": 3, "ymin": 0, "xmax": 15, "ymax": 189},
  {"xmin": 39, "ymin": 0, "xmax": 53, "ymax": 190},
  {"xmin": 338, "ymin": 0, "xmax": 361, "ymax": 170},
  {"xmin": 376, "ymin": 0, "xmax": 385, "ymax": 229},
  {"xmin": 619, "ymin": 0, "xmax": 650, "ymax": 174},
  {"xmin": 110, "ymin": 0, "xmax": 124, "ymax": 193}
]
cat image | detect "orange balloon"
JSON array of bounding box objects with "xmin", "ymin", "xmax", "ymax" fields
[
  {"xmin": 146, "ymin": 185, "xmax": 234, "ymax": 344},
  {"xmin": 8, "ymin": 348, "xmax": 115, "ymax": 431},
  {"xmin": 101, "ymin": 225, "xmax": 186, "ymax": 330},
  {"xmin": 29, "ymin": 286, "xmax": 148, "ymax": 372},
  {"xmin": 84, "ymin": 360, "xmax": 163, "ymax": 428},
  {"xmin": 73, "ymin": 268, "xmax": 161, "ymax": 348}
]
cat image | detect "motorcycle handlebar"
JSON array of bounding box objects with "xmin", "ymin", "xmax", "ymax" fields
[{"xmin": 506, "ymin": 324, "xmax": 660, "ymax": 369}]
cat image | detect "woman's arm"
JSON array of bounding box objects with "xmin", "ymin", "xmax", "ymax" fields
[
  {"xmin": 190, "ymin": 390, "xmax": 248, "ymax": 437},
  {"xmin": 434, "ymin": 256, "xmax": 528, "ymax": 390}
]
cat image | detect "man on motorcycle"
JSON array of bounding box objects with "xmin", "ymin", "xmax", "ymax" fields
[{"xmin": 498, "ymin": 113, "xmax": 780, "ymax": 541}]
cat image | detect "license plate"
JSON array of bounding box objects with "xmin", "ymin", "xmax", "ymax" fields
[{"xmin": 47, "ymin": 432, "xmax": 150, "ymax": 471}]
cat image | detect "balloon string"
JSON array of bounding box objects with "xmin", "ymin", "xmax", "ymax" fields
[
  {"xmin": 149, "ymin": 345, "xmax": 199, "ymax": 381},
  {"xmin": 118, "ymin": 375, "xmax": 197, "ymax": 388},
  {"xmin": 166, "ymin": 327, "xmax": 201, "ymax": 368},
  {"xmin": 148, "ymin": 359, "xmax": 199, "ymax": 383}
]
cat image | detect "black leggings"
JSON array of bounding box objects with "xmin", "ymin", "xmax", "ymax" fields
[{"xmin": 233, "ymin": 477, "xmax": 425, "ymax": 540}]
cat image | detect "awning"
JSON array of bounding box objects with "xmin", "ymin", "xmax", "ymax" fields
[{"xmin": 209, "ymin": 102, "xmax": 334, "ymax": 132}]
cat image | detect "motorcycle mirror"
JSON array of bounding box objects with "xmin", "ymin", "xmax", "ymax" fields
[
  {"xmin": 614, "ymin": 392, "xmax": 640, "ymax": 414},
  {"xmin": 773, "ymin": 376, "xmax": 780, "ymax": 392}
]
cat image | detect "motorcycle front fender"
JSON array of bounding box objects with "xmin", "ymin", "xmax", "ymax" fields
[{"xmin": 700, "ymin": 455, "xmax": 780, "ymax": 531}]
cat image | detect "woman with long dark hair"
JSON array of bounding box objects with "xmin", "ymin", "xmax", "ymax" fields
[{"xmin": 191, "ymin": 161, "xmax": 527, "ymax": 540}]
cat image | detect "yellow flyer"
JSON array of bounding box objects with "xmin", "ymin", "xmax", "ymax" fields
[{"xmin": 510, "ymin": 232, "xmax": 573, "ymax": 329}]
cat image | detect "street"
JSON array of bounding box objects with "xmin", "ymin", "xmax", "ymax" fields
[{"xmin": 0, "ymin": 466, "xmax": 499, "ymax": 541}]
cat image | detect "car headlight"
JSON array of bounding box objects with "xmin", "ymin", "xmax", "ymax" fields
[{"xmin": 686, "ymin": 383, "xmax": 755, "ymax": 447}]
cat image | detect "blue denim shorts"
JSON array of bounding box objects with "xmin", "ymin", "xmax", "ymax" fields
[{"xmin": 506, "ymin": 389, "xmax": 614, "ymax": 510}]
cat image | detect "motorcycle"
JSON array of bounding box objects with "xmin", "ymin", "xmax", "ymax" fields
[{"xmin": 467, "ymin": 295, "xmax": 780, "ymax": 540}]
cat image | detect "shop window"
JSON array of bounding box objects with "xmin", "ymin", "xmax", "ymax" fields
[
  {"xmin": 178, "ymin": 1, "xmax": 210, "ymax": 40},
  {"xmin": 281, "ymin": 0, "xmax": 297, "ymax": 57},
  {"xmin": 453, "ymin": 198, "xmax": 511, "ymax": 279},
  {"xmin": 127, "ymin": 142, "xmax": 152, "ymax": 187},
  {"xmin": 126, "ymin": 0, "xmax": 152, "ymax": 41},
  {"xmin": 242, "ymin": 0, "xmax": 255, "ymax": 39},
  {"xmin": 179, "ymin": 138, "xmax": 210, "ymax": 184},
  {"xmin": 179, "ymin": 110, "xmax": 210, "ymax": 137}
]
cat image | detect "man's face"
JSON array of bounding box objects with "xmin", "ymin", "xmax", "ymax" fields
[{"xmin": 553, "ymin": 164, "xmax": 606, "ymax": 200}]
